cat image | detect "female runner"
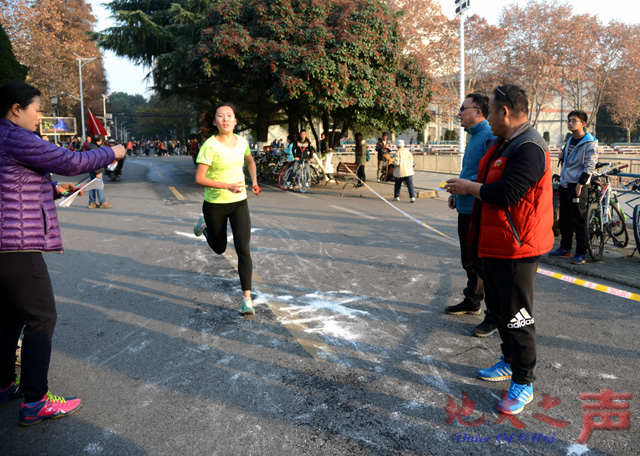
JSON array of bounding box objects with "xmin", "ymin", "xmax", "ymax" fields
[{"xmin": 193, "ymin": 103, "xmax": 260, "ymax": 315}]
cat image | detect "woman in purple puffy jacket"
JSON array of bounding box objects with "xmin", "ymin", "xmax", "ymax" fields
[{"xmin": 0, "ymin": 82, "xmax": 125, "ymax": 426}]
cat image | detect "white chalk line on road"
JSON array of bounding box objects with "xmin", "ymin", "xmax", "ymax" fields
[
  {"xmin": 223, "ymin": 249, "xmax": 338, "ymax": 362},
  {"xmin": 176, "ymin": 230, "xmax": 337, "ymax": 361},
  {"xmin": 330, "ymin": 205, "xmax": 377, "ymax": 220}
]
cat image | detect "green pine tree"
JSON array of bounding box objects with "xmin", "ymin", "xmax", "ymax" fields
[{"xmin": 0, "ymin": 24, "xmax": 28, "ymax": 84}]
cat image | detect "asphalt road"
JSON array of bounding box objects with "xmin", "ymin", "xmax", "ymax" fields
[{"xmin": 1, "ymin": 156, "xmax": 638, "ymax": 456}]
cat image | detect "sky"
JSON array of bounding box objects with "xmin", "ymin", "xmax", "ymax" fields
[{"xmin": 88, "ymin": 0, "xmax": 638, "ymax": 98}]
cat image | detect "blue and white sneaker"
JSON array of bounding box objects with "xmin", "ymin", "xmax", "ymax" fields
[
  {"xmin": 240, "ymin": 297, "xmax": 255, "ymax": 316},
  {"xmin": 193, "ymin": 216, "xmax": 206, "ymax": 237},
  {"xmin": 478, "ymin": 356, "xmax": 512, "ymax": 382},
  {"xmin": 497, "ymin": 380, "xmax": 534, "ymax": 415}
]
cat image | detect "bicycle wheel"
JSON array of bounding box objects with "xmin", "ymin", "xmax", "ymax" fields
[
  {"xmin": 310, "ymin": 166, "xmax": 320, "ymax": 185},
  {"xmin": 634, "ymin": 204, "xmax": 640, "ymax": 253},
  {"xmin": 298, "ymin": 165, "xmax": 311, "ymax": 193},
  {"xmin": 552, "ymin": 204, "xmax": 560, "ymax": 237},
  {"xmin": 278, "ymin": 164, "xmax": 291, "ymax": 191},
  {"xmin": 585, "ymin": 204, "xmax": 605, "ymax": 261},
  {"xmin": 270, "ymin": 162, "xmax": 282, "ymax": 178},
  {"xmin": 609, "ymin": 204, "xmax": 629, "ymax": 248},
  {"xmin": 266, "ymin": 163, "xmax": 279, "ymax": 181}
]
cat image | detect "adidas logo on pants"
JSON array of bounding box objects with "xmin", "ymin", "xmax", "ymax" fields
[{"xmin": 507, "ymin": 307, "xmax": 534, "ymax": 329}]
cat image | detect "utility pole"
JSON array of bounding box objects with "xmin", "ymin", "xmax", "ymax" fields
[{"xmin": 455, "ymin": 0, "xmax": 470, "ymax": 168}]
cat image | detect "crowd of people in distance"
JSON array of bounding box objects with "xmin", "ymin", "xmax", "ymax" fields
[{"xmin": 61, "ymin": 136, "xmax": 190, "ymax": 158}]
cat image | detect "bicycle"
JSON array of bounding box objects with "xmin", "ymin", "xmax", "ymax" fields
[
  {"xmin": 278, "ymin": 159, "xmax": 311, "ymax": 193},
  {"xmin": 253, "ymin": 152, "xmax": 273, "ymax": 180},
  {"xmin": 616, "ymin": 174, "xmax": 640, "ymax": 256},
  {"xmin": 584, "ymin": 162, "xmax": 630, "ymax": 261},
  {"xmin": 267, "ymin": 154, "xmax": 289, "ymax": 180}
]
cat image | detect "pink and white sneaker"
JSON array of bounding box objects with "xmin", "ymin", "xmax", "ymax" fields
[{"xmin": 19, "ymin": 391, "xmax": 82, "ymax": 426}]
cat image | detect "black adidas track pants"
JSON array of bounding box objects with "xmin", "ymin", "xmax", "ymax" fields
[{"xmin": 481, "ymin": 257, "xmax": 539, "ymax": 385}]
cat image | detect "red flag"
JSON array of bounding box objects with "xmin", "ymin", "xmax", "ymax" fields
[{"xmin": 87, "ymin": 109, "xmax": 107, "ymax": 137}]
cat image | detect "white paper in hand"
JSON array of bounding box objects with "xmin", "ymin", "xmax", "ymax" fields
[{"xmin": 58, "ymin": 177, "xmax": 104, "ymax": 207}]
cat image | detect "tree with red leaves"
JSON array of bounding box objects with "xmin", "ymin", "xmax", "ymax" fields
[{"xmin": 98, "ymin": 0, "xmax": 432, "ymax": 147}]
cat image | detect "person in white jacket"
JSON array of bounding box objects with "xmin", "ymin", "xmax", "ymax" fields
[{"xmin": 392, "ymin": 140, "xmax": 415, "ymax": 202}]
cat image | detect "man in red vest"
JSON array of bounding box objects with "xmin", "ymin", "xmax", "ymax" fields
[{"xmin": 445, "ymin": 84, "xmax": 553, "ymax": 415}]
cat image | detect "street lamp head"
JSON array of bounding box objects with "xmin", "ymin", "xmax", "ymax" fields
[
  {"xmin": 72, "ymin": 53, "xmax": 101, "ymax": 60},
  {"xmin": 60, "ymin": 91, "xmax": 81, "ymax": 101}
]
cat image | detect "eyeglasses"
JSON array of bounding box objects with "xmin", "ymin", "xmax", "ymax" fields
[
  {"xmin": 459, "ymin": 105, "xmax": 480, "ymax": 112},
  {"xmin": 495, "ymin": 85, "xmax": 514, "ymax": 110},
  {"xmin": 567, "ymin": 118, "xmax": 583, "ymax": 124}
]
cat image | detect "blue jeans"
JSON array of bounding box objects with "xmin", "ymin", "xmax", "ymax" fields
[
  {"xmin": 88, "ymin": 172, "xmax": 105, "ymax": 205},
  {"xmin": 394, "ymin": 176, "xmax": 415, "ymax": 198}
]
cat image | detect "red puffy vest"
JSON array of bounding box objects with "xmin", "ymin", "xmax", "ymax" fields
[{"xmin": 469, "ymin": 127, "xmax": 554, "ymax": 259}]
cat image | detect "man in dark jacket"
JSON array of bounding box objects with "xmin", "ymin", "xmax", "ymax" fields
[
  {"xmin": 445, "ymin": 84, "xmax": 553, "ymax": 415},
  {"xmin": 86, "ymin": 135, "xmax": 112, "ymax": 209},
  {"xmin": 288, "ymin": 130, "xmax": 314, "ymax": 187}
]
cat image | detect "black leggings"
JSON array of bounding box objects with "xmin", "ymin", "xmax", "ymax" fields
[
  {"xmin": 202, "ymin": 199, "xmax": 253, "ymax": 291},
  {"xmin": 0, "ymin": 252, "xmax": 57, "ymax": 403}
]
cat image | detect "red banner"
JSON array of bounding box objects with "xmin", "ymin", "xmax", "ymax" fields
[{"xmin": 87, "ymin": 109, "xmax": 107, "ymax": 137}]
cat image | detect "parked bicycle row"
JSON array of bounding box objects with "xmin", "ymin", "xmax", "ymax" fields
[{"xmin": 583, "ymin": 162, "xmax": 640, "ymax": 260}]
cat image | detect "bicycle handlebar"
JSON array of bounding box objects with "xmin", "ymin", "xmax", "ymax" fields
[
  {"xmin": 607, "ymin": 164, "xmax": 629, "ymax": 175},
  {"xmin": 594, "ymin": 162, "xmax": 629, "ymax": 177}
]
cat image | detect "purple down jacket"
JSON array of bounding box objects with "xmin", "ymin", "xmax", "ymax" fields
[{"xmin": 0, "ymin": 118, "xmax": 116, "ymax": 252}]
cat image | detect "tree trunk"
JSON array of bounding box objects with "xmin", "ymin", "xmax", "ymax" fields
[
  {"xmin": 322, "ymin": 111, "xmax": 331, "ymax": 149},
  {"xmin": 306, "ymin": 111, "xmax": 320, "ymax": 150},
  {"xmin": 255, "ymin": 98, "xmax": 270, "ymax": 151},
  {"xmin": 287, "ymin": 107, "xmax": 299, "ymax": 139}
]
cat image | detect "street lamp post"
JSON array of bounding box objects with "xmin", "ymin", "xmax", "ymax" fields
[
  {"xmin": 102, "ymin": 94, "xmax": 111, "ymax": 119},
  {"xmin": 455, "ymin": 0, "xmax": 470, "ymax": 168},
  {"xmin": 102, "ymin": 93, "xmax": 112, "ymax": 137},
  {"xmin": 119, "ymin": 121, "xmax": 127, "ymax": 142},
  {"xmin": 73, "ymin": 53, "xmax": 100, "ymax": 139}
]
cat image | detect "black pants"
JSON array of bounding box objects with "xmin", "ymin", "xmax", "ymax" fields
[
  {"xmin": 458, "ymin": 214, "xmax": 484, "ymax": 305},
  {"xmin": 356, "ymin": 163, "xmax": 366, "ymax": 183},
  {"xmin": 0, "ymin": 252, "xmax": 57, "ymax": 403},
  {"xmin": 482, "ymin": 257, "xmax": 538, "ymax": 384},
  {"xmin": 558, "ymin": 183, "xmax": 589, "ymax": 255},
  {"xmin": 202, "ymin": 199, "xmax": 253, "ymax": 291}
]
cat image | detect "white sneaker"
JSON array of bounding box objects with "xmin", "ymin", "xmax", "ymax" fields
[
  {"xmin": 410, "ymin": 197, "xmax": 415, "ymax": 203},
  {"xmin": 393, "ymin": 197, "xmax": 400, "ymax": 201}
]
